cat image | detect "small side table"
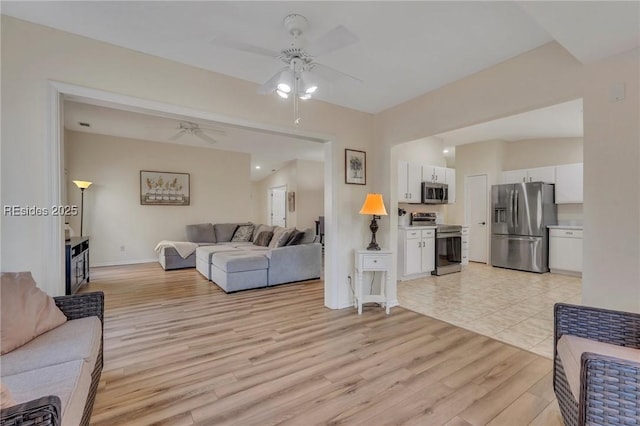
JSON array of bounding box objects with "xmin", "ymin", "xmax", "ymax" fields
[{"xmin": 354, "ymin": 249, "xmax": 393, "ymax": 314}]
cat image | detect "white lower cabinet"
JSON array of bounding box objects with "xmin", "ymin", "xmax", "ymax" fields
[
  {"xmin": 461, "ymin": 227, "xmax": 469, "ymax": 266},
  {"xmin": 549, "ymin": 228, "xmax": 583, "ymax": 276},
  {"xmin": 398, "ymin": 227, "xmax": 435, "ymax": 280}
]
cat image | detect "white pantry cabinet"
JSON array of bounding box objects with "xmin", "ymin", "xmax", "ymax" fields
[
  {"xmin": 555, "ymin": 163, "xmax": 583, "ymax": 204},
  {"xmin": 502, "ymin": 166, "xmax": 555, "ymax": 184},
  {"xmin": 398, "ymin": 161, "xmax": 422, "ymax": 203},
  {"xmin": 549, "ymin": 227, "xmax": 583, "ymax": 276},
  {"xmin": 398, "ymin": 227, "xmax": 435, "ymax": 280}
]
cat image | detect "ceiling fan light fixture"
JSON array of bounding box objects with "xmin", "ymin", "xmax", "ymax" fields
[
  {"xmin": 277, "ymin": 82, "xmax": 291, "ymax": 93},
  {"xmin": 299, "ymin": 94, "xmax": 312, "ymax": 100},
  {"xmin": 276, "ymin": 89, "xmax": 289, "ymax": 99},
  {"xmin": 305, "ymin": 85, "xmax": 318, "ymax": 94}
]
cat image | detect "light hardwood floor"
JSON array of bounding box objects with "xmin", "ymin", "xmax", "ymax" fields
[{"xmin": 83, "ymin": 263, "xmax": 564, "ymax": 425}]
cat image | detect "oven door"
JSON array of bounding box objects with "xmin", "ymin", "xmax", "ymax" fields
[{"xmin": 434, "ymin": 232, "xmax": 462, "ymax": 275}]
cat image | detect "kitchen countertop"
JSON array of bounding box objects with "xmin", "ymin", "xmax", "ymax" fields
[
  {"xmin": 398, "ymin": 225, "xmax": 437, "ymax": 230},
  {"xmin": 547, "ymin": 225, "xmax": 583, "ymax": 230}
]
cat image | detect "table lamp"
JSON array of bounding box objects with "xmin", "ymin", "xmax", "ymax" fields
[
  {"xmin": 73, "ymin": 180, "xmax": 92, "ymax": 236},
  {"xmin": 359, "ymin": 193, "xmax": 388, "ymax": 250}
]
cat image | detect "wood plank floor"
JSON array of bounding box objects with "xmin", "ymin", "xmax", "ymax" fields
[{"xmin": 83, "ymin": 263, "xmax": 564, "ymax": 425}]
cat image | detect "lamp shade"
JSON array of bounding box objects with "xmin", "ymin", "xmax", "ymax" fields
[
  {"xmin": 359, "ymin": 194, "xmax": 388, "ymax": 216},
  {"xmin": 72, "ymin": 180, "xmax": 92, "ymax": 189}
]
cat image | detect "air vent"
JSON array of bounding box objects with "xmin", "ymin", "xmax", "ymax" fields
[{"xmin": 78, "ymin": 122, "xmax": 91, "ymax": 127}]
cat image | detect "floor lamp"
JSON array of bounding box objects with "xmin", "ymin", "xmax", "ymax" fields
[{"xmin": 72, "ymin": 180, "xmax": 92, "ymax": 236}]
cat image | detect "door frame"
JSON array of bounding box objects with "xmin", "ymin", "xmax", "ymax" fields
[
  {"xmin": 45, "ymin": 81, "xmax": 345, "ymax": 307},
  {"xmin": 464, "ymin": 173, "xmax": 490, "ymax": 264}
]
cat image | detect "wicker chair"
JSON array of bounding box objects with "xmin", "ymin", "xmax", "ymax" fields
[
  {"xmin": 0, "ymin": 292, "xmax": 104, "ymax": 426},
  {"xmin": 554, "ymin": 303, "xmax": 640, "ymax": 426}
]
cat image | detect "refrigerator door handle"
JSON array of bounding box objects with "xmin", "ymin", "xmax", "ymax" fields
[{"xmin": 514, "ymin": 190, "xmax": 519, "ymax": 228}]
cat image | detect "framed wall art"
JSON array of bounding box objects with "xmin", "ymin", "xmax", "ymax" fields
[
  {"xmin": 345, "ymin": 149, "xmax": 366, "ymax": 185},
  {"xmin": 140, "ymin": 170, "xmax": 190, "ymax": 206}
]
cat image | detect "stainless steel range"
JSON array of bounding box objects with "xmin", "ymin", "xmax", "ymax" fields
[{"xmin": 409, "ymin": 213, "xmax": 462, "ymax": 275}]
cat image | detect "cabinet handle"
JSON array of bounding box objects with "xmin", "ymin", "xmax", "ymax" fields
[{"xmin": 566, "ymin": 231, "xmax": 573, "ymax": 235}]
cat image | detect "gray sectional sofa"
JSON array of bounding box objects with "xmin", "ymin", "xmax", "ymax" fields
[{"xmin": 159, "ymin": 222, "xmax": 322, "ymax": 292}]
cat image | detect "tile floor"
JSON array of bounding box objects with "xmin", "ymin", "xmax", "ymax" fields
[{"xmin": 397, "ymin": 263, "xmax": 582, "ymax": 358}]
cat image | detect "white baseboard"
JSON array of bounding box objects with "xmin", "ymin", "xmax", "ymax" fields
[{"xmin": 91, "ymin": 258, "xmax": 158, "ymax": 267}]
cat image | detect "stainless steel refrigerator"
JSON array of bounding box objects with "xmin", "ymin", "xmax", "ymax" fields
[{"xmin": 491, "ymin": 182, "xmax": 557, "ymax": 273}]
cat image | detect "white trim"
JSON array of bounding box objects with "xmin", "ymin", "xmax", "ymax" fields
[
  {"xmin": 45, "ymin": 84, "xmax": 65, "ymax": 295},
  {"xmin": 47, "ymin": 81, "xmax": 341, "ymax": 308},
  {"xmin": 92, "ymin": 259, "xmax": 158, "ymax": 267}
]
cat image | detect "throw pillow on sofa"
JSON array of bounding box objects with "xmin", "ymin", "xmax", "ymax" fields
[
  {"xmin": 253, "ymin": 231, "xmax": 274, "ymax": 247},
  {"xmin": 286, "ymin": 229, "xmax": 305, "ymax": 246},
  {"xmin": 0, "ymin": 272, "xmax": 67, "ymax": 355},
  {"xmin": 252, "ymin": 224, "xmax": 274, "ymax": 242},
  {"xmin": 232, "ymin": 224, "xmax": 255, "ymax": 242},
  {"xmin": 269, "ymin": 227, "xmax": 295, "ymax": 248}
]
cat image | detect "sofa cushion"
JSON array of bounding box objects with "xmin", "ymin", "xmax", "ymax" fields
[
  {"xmin": 0, "ymin": 382, "xmax": 15, "ymax": 408},
  {"xmin": 185, "ymin": 223, "xmax": 216, "ymax": 243},
  {"xmin": 300, "ymin": 228, "xmax": 316, "ymax": 244},
  {"xmin": 557, "ymin": 334, "xmax": 640, "ymax": 400},
  {"xmin": 0, "ymin": 272, "xmax": 67, "ymax": 355},
  {"xmin": 1, "ymin": 317, "xmax": 101, "ymax": 377},
  {"xmin": 214, "ymin": 223, "xmax": 247, "ymax": 242},
  {"xmin": 286, "ymin": 229, "xmax": 305, "ymax": 246},
  {"xmin": 269, "ymin": 227, "xmax": 294, "ymax": 249},
  {"xmin": 252, "ymin": 224, "xmax": 274, "ymax": 242},
  {"xmin": 3, "ymin": 359, "xmax": 93, "ymax": 426},
  {"xmin": 212, "ymin": 252, "xmax": 269, "ymax": 273},
  {"xmin": 231, "ymin": 224, "xmax": 255, "ymax": 242},
  {"xmin": 253, "ymin": 231, "xmax": 274, "ymax": 247}
]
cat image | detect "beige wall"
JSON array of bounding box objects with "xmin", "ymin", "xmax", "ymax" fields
[
  {"xmin": 1, "ymin": 16, "xmax": 372, "ymax": 309},
  {"xmin": 65, "ymin": 130, "xmax": 251, "ymax": 265},
  {"xmin": 374, "ymin": 42, "xmax": 640, "ymax": 313},
  {"xmin": 252, "ymin": 160, "xmax": 324, "ymax": 231},
  {"xmin": 504, "ymin": 137, "xmax": 583, "ymax": 170}
]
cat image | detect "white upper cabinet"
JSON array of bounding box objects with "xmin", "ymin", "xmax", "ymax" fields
[
  {"xmin": 527, "ymin": 166, "xmax": 556, "ymax": 184},
  {"xmin": 423, "ymin": 166, "xmax": 446, "ymax": 183},
  {"xmin": 555, "ymin": 163, "xmax": 583, "ymax": 204},
  {"xmin": 502, "ymin": 166, "xmax": 555, "ymax": 184},
  {"xmin": 502, "ymin": 169, "xmax": 528, "ymax": 184},
  {"xmin": 446, "ymin": 167, "xmax": 456, "ymax": 204},
  {"xmin": 398, "ymin": 160, "xmax": 422, "ymax": 203}
]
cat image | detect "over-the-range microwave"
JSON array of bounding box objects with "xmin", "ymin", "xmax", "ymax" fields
[{"xmin": 422, "ymin": 182, "xmax": 448, "ymax": 204}]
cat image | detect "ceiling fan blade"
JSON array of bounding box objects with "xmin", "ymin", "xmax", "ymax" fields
[
  {"xmin": 308, "ymin": 63, "xmax": 362, "ymax": 86},
  {"xmin": 257, "ymin": 67, "xmax": 288, "ymax": 94},
  {"xmin": 308, "ymin": 25, "xmax": 359, "ymax": 57},
  {"xmin": 210, "ymin": 37, "xmax": 281, "ymax": 58},
  {"xmin": 194, "ymin": 129, "xmax": 217, "ymax": 144},
  {"xmin": 168, "ymin": 130, "xmax": 185, "ymax": 141}
]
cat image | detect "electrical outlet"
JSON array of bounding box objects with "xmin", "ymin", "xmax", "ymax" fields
[{"xmin": 120, "ymin": 245, "xmax": 125, "ymax": 252}]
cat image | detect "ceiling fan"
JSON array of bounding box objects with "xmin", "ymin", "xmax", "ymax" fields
[
  {"xmin": 211, "ymin": 14, "xmax": 361, "ymax": 107},
  {"xmin": 168, "ymin": 121, "xmax": 224, "ymax": 144}
]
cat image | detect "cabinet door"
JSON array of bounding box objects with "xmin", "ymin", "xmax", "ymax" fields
[
  {"xmin": 555, "ymin": 163, "xmax": 583, "ymax": 203},
  {"xmin": 422, "ymin": 165, "xmax": 435, "ymax": 183},
  {"xmin": 527, "ymin": 166, "xmax": 556, "ymax": 183},
  {"xmin": 404, "ymin": 236, "xmax": 422, "ymax": 276},
  {"xmin": 549, "ymin": 235, "xmax": 583, "ymax": 272},
  {"xmin": 407, "ymin": 162, "xmax": 422, "ymax": 202},
  {"xmin": 502, "ymin": 169, "xmax": 527, "ymax": 184},
  {"xmin": 422, "ymin": 237, "xmax": 435, "ymax": 273},
  {"xmin": 433, "ymin": 166, "xmax": 446, "ymax": 183},
  {"xmin": 397, "ymin": 161, "xmax": 409, "ymax": 202},
  {"xmin": 445, "ymin": 168, "xmax": 456, "ymax": 204}
]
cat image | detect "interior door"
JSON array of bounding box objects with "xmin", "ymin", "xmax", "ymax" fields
[
  {"xmin": 467, "ymin": 174, "xmax": 488, "ymax": 263},
  {"xmin": 269, "ymin": 186, "xmax": 287, "ymax": 227}
]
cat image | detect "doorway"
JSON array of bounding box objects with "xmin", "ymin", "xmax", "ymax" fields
[
  {"xmin": 465, "ymin": 174, "xmax": 488, "ymax": 263},
  {"xmin": 269, "ymin": 186, "xmax": 287, "ymax": 227}
]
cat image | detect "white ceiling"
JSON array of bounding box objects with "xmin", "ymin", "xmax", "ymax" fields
[
  {"xmin": 6, "ymin": 1, "xmax": 638, "ymax": 114},
  {"xmin": 436, "ymin": 99, "xmax": 584, "ymax": 146},
  {"xmin": 5, "ymin": 2, "xmax": 633, "ymax": 176},
  {"xmin": 64, "ymin": 101, "xmax": 325, "ymax": 181}
]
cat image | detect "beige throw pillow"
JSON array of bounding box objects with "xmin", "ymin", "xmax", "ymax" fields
[
  {"xmin": 0, "ymin": 272, "xmax": 67, "ymax": 355},
  {"xmin": 269, "ymin": 227, "xmax": 295, "ymax": 248},
  {"xmin": 0, "ymin": 382, "xmax": 16, "ymax": 408}
]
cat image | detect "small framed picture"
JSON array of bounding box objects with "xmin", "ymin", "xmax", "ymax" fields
[{"xmin": 345, "ymin": 149, "xmax": 366, "ymax": 185}]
